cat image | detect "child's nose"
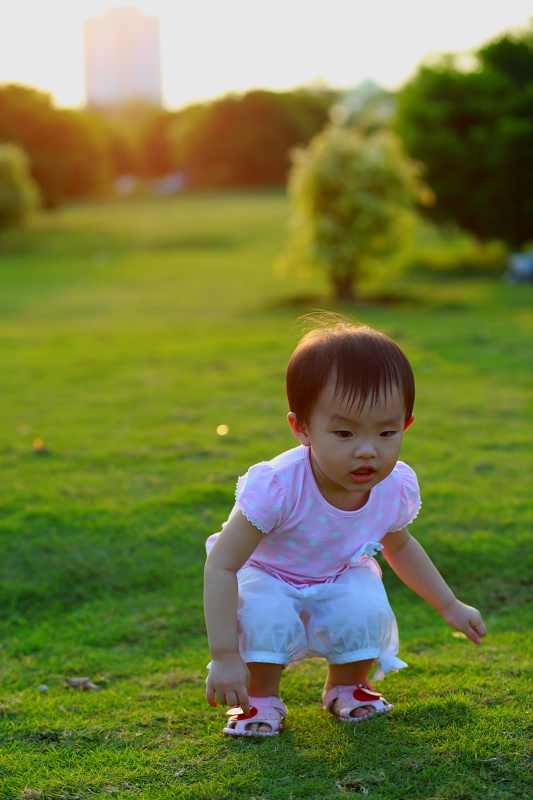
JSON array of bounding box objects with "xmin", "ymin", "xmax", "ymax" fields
[{"xmin": 353, "ymin": 437, "xmax": 377, "ymax": 458}]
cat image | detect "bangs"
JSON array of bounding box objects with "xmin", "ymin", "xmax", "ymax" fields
[
  {"xmin": 332, "ymin": 335, "xmax": 412, "ymax": 413},
  {"xmin": 286, "ymin": 320, "xmax": 415, "ymax": 425}
]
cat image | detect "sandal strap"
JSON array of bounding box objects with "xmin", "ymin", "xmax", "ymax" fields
[
  {"xmin": 224, "ymin": 696, "xmax": 287, "ymax": 736},
  {"xmin": 323, "ymin": 683, "xmax": 393, "ymax": 720},
  {"xmin": 226, "ymin": 695, "xmax": 287, "ymax": 720},
  {"xmin": 226, "ymin": 705, "xmax": 259, "ymax": 720}
]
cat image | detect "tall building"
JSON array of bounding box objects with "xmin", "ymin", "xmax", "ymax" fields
[{"xmin": 84, "ymin": 7, "xmax": 162, "ymax": 107}]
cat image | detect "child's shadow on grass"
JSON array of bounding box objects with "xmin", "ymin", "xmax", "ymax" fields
[{"xmin": 216, "ymin": 699, "xmax": 479, "ymax": 798}]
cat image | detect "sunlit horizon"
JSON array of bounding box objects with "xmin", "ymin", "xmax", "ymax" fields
[{"xmin": 0, "ymin": 1, "xmax": 531, "ymax": 110}]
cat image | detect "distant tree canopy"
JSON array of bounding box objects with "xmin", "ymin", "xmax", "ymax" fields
[
  {"xmin": 0, "ymin": 84, "xmax": 112, "ymax": 207},
  {"xmin": 395, "ymin": 22, "xmax": 533, "ymax": 248},
  {"xmin": 0, "ymin": 143, "xmax": 40, "ymax": 231},
  {"xmin": 170, "ymin": 88, "xmax": 336, "ymax": 188},
  {"xmin": 0, "ymin": 84, "xmax": 337, "ymax": 206},
  {"xmin": 90, "ymin": 102, "xmax": 179, "ymax": 180}
]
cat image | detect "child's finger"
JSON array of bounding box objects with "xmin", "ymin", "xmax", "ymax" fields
[
  {"xmin": 471, "ymin": 620, "xmax": 487, "ymax": 641},
  {"xmin": 205, "ymin": 684, "xmax": 218, "ymax": 708},
  {"xmin": 224, "ymin": 688, "xmax": 250, "ymax": 714},
  {"xmin": 237, "ymin": 691, "xmax": 250, "ymax": 714},
  {"xmin": 467, "ymin": 620, "xmax": 486, "ymax": 644}
]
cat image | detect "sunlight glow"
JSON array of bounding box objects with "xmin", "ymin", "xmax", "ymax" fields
[{"xmin": 0, "ymin": 1, "xmax": 531, "ymax": 108}]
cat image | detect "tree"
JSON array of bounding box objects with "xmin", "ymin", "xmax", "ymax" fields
[
  {"xmin": 169, "ymin": 88, "xmax": 336, "ymax": 188},
  {"xmin": 395, "ymin": 22, "xmax": 533, "ymax": 248},
  {"xmin": 90, "ymin": 102, "xmax": 181, "ymax": 180},
  {"xmin": 0, "ymin": 84, "xmax": 111, "ymax": 207},
  {"xmin": 0, "ymin": 143, "xmax": 40, "ymax": 232},
  {"xmin": 278, "ymin": 126, "xmax": 432, "ymax": 302}
]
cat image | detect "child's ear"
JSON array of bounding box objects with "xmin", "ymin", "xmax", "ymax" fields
[
  {"xmin": 287, "ymin": 412, "xmax": 311, "ymax": 446},
  {"xmin": 403, "ymin": 415, "xmax": 414, "ymax": 432}
]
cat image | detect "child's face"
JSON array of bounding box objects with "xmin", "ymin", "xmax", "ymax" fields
[{"xmin": 288, "ymin": 381, "xmax": 409, "ymax": 511}]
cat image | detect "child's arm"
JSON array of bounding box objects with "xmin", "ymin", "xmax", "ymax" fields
[
  {"xmin": 204, "ymin": 511, "xmax": 265, "ymax": 713},
  {"xmin": 381, "ymin": 527, "xmax": 487, "ymax": 644}
]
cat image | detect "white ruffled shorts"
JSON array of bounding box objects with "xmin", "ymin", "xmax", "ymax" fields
[{"xmin": 236, "ymin": 565, "xmax": 407, "ymax": 680}]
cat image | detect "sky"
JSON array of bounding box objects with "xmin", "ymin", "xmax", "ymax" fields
[{"xmin": 0, "ymin": 0, "xmax": 531, "ymax": 109}]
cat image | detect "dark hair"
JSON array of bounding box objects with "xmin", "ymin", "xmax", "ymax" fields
[{"xmin": 286, "ymin": 315, "xmax": 415, "ymax": 425}]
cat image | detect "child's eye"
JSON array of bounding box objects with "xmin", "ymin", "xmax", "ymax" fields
[
  {"xmin": 334, "ymin": 430, "xmax": 352, "ymax": 439},
  {"xmin": 380, "ymin": 430, "xmax": 398, "ymax": 438}
]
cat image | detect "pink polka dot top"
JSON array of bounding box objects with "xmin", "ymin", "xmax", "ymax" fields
[{"xmin": 229, "ymin": 445, "xmax": 421, "ymax": 588}]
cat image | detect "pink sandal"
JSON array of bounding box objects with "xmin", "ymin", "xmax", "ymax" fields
[
  {"xmin": 223, "ymin": 695, "xmax": 287, "ymax": 737},
  {"xmin": 323, "ymin": 681, "xmax": 393, "ymax": 722}
]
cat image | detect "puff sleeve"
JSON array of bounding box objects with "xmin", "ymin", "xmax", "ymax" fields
[
  {"xmin": 235, "ymin": 463, "xmax": 288, "ymax": 534},
  {"xmin": 388, "ymin": 462, "xmax": 422, "ymax": 531}
]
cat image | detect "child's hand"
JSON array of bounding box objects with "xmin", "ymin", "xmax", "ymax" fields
[
  {"xmin": 206, "ymin": 654, "xmax": 251, "ymax": 713},
  {"xmin": 441, "ymin": 598, "xmax": 487, "ymax": 644}
]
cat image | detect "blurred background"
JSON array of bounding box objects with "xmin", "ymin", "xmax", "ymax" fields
[{"xmin": 0, "ymin": 0, "xmax": 532, "ymax": 251}]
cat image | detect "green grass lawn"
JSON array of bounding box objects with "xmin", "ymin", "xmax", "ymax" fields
[{"xmin": 0, "ymin": 191, "xmax": 531, "ymax": 800}]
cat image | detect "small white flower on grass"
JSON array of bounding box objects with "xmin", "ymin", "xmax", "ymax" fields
[{"xmin": 216, "ymin": 424, "xmax": 229, "ymax": 436}]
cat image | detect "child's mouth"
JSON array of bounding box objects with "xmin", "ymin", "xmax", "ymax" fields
[{"xmin": 350, "ymin": 468, "xmax": 376, "ymax": 484}]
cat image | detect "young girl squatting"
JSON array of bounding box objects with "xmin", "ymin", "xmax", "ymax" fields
[{"xmin": 204, "ymin": 318, "xmax": 487, "ymax": 736}]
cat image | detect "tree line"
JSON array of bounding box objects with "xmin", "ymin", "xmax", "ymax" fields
[
  {"xmin": 1, "ymin": 19, "xmax": 532, "ymax": 254},
  {"xmin": 0, "ymin": 84, "xmax": 335, "ymax": 209}
]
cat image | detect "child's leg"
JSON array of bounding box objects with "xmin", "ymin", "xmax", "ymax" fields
[
  {"xmin": 324, "ymin": 659, "xmax": 376, "ymax": 719},
  {"xmin": 248, "ymin": 662, "xmax": 284, "ymax": 697},
  {"xmin": 240, "ymin": 662, "xmax": 284, "ymax": 733},
  {"xmin": 304, "ymin": 568, "xmax": 405, "ymax": 720},
  {"xmin": 229, "ymin": 569, "xmax": 304, "ymax": 735}
]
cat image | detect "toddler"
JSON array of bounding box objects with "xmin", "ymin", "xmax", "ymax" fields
[{"xmin": 204, "ymin": 316, "xmax": 486, "ymax": 736}]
